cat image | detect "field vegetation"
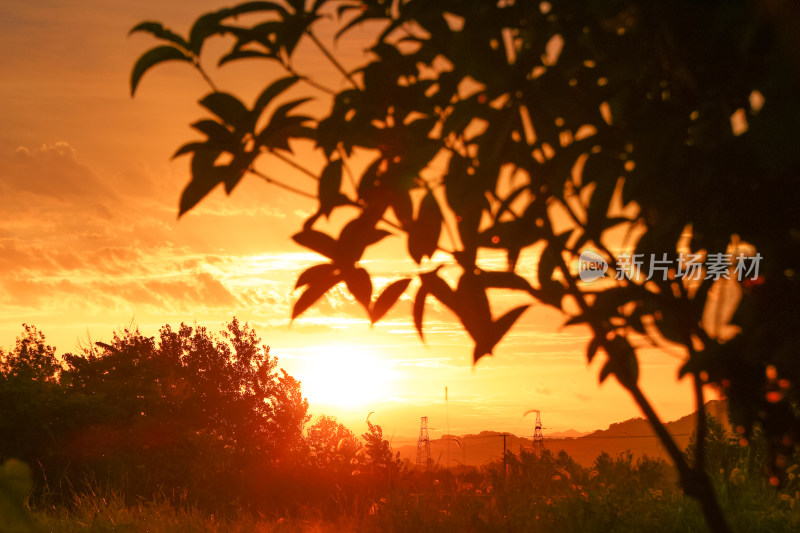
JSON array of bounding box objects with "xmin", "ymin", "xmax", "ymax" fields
[{"xmin": 2, "ymin": 323, "xmax": 798, "ymax": 532}]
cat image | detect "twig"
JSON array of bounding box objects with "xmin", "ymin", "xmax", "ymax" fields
[
  {"xmin": 268, "ymin": 149, "xmax": 320, "ymax": 181},
  {"xmin": 248, "ymin": 167, "xmax": 316, "ymax": 199},
  {"xmin": 192, "ymin": 57, "xmax": 219, "ymax": 93},
  {"xmin": 305, "ymin": 30, "xmax": 362, "ymax": 91},
  {"xmin": 283, "ymin": 62, "xmax": 337, "ymax": 95}
]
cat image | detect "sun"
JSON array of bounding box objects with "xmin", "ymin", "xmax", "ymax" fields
[{"xmin": 298, "ymin": 344, "xmax": 395, "ymax": 409}]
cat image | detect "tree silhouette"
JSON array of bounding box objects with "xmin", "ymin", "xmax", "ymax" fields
[
  {"xmin": 358, "ymin": 421, "xmax": 402, "ymax": 487},
  {"xmin": 307, "ymin": 414, "xmax": 359, "ymax": 470},
  {"xmin": 130, "ymin": 1, "xmax": 800, "ymax": 530},
  {"xmin": 0, "ymin": 326, "xmax": 65, "ymax": 476},
  {"xmin": 0, "ymin": 319, "xmax": 310, "ymax": 507}
]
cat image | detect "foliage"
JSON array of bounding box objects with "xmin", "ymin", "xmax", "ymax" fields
[
  {"xmin": 0, "ymin": 325, "xmax": 60, "ymax": 383},
  {"xmin": 22, "ymin": 440, "xmax": 800, "ymax": 532},
  {"xmin": 129, "ymin": 0, "xmax": 799, "ymax": 487},
  {"xmin": 307, "ymin": 414, "xmax": 359, "ymax": 470},
  {"xmin": 0, "ymin": 326, "xmax": 67, "ymax": 478},
  {"xmin": 2, "ymin": 336, "xmax": 799, "ymax": 533},
  {"xmin": 0, "ymin": 319, "xmax": 309, "ymax": 509},
  {"xmin": 358, "ymin": 421, "xmax": 403, "ymax": 480}
]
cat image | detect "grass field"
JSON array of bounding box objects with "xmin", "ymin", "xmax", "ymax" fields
[{"xmin": 17, "ymin": 458, "xmax": 800, "ymax": 533}]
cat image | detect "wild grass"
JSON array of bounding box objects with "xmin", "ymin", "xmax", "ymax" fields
[
  {"xmin": 32, "ymin": 489, "xmax": 348, "ymax": 533},
  {"xmin": 27, "ymin": 469, "xmax": 800, "ymax": 533}
]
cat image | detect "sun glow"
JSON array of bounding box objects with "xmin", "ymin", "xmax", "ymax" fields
[{"xmin": 298, "ymin": 345, "xmax": 396, "ymax": 409}]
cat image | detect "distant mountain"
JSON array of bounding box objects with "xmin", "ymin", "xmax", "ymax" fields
[
  {"xmin": 548, "ymin": 429, "xmax": 588, "ymax": 439},
  {"xmin": 394, "ymin": 400, "xmax": 730, "ymax": 468},
  {"xmin": 553, "ymin": 399, "xmax": 730, "ymax": 467}
]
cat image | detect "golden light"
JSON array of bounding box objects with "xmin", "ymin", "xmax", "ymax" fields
[{"xmin": 298, "ymin": 344, "xmax": 396, "ymax": 409}]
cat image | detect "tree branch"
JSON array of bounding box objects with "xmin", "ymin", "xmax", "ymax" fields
[
  {"xmin": 305, "ymin": 30, "xmax": 362, "ymax": 91},
  {"xmin": 248, "ymin": 167, "xmax": 316, "ymax": 199}
]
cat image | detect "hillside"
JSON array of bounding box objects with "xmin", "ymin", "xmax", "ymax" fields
[{"xmin": 396, "ymin": 400, "xmax": 730, "ymax": 468}]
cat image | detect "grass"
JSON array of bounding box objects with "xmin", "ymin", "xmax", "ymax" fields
[
  {"xmin": 26, "ymin": 477, "xmax": 799, "ymax": 533},
  {"xmin": 32, "ymin": 492, "xmax": 343, "ymax": 533}
]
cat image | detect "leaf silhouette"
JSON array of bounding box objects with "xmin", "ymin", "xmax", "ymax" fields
[
  {"xmin": 371, "ymin": 278, "xmax": 411, "ymax": 324},
  {"xmin": 295, "ymin": 263, "xmax": 338, "ymax": 289},
  {"xmin": 413, "ymin": 284, "xmax": 429, "ymax": 341},
  {"xmin": 130, "ymin": 46, "xmax": 190, "ymax": 96},
  {"xmin": 345, "ymin": 267, "xmax": 372, "ymax": 311},
  {"xmin": 292, "ymin": 271, "xmax": 341, "ymax": 319},
  {"xmin": 318, "ymin": 159, "xmax": 349, "ymax": 217},
  {"xmin": 199, "ymin": 93, "xmax": 251, "ymax": 131},
  {"xmin": 129, "ymin": 21, "xmax": 189, "ymax": 48},
  {"xmin": 408, "ymin": 191, "xmax": 442, "ymax": 263},
  {"xmin": 599, "ymin": 336, "xmax": 639, "ymax": 390},
  {"xmin": 473, "ymin": 305, "xmax": 530, "ymax": 362},
  {"xmin": 292, "ymin": 230, "xmax": 339, "ymax": 259},
  {"xmin": 252, "ymin": 76, "xmax": 299, "ymax": 117}
]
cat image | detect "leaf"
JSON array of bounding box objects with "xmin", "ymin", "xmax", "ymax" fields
[
  {"xmin": 479, "ymin": 271, "xmax": 537, "ymax": 295},
  {"xmin": 563, "ymin": 314, "xmax": 589, "ymax": 327},
  {"xmin": 180, "ymin": 175, "xmax": 220, "ymax": 216},
  {"xmin": 130, "ymin": 46, "xmax": 190, "ymax": 96},
  {"xmin": 371, "ymin": 278, "xmax": 412, "ymax": 324},
  {"xmin": 199, "ymin": 92, "xmax": 251, "ymax": 131},
  {"xmin": 345, "ymin": 267, "xmax": 372, "ymax": 311},
  {"xmin": 388, "ymin": 189, "xmax": 413, "ymax": 230},
  {"xmin": 292, "ymin": 230, "xmax": 339, "ymax": 259},
  {"xmin": 218, "ymin": 49, "xmax": 274, "ymax": 66},
  {"xmin": 473, "ymin": 305, "xmax": 530, "ymax": 362},
  {"xmin": 586, "ymin": 335, "xmax": 602, "ymax": 362},
  {"xmin": 179, "ymin": 148, "xmax": 226, "ymax": 216},
  {"xmin": 269, "ymin": 97, "xmax": 313, "ymax": 122},
  {"xmin": 599, "ymin": 359, "xmax": 613, "ymax": 383},
  {"xmin": 295, "ymin": 263, "xmax": 338, "ymax": 289},
  {"xmin": 338, "ymin": 217, "xmax": 391, "ymax": 263},
  {"xmin": 537, "ymin": 244, "xmax": 557, "ymax": 287},
  {"xmin": 255, "ymin": 98, "xmax": 314, "ymax": 148},
  {"xmin": 129, "ymin": 21, "xmax": 189, "ymax": 48},
  {"xmin": 583, "ymin": 152, "xmax": 623, "ymax": 229},
  {"xmin": 653, "ymin": 309, "xmax": 687, "ymax": 345},
  {"xmin": 493, "ymin": 305, "xmax": 530, "ymax": 348},
  {"xmin": 274, "ymin": 10, "xmax": 320, "ymax": 57},
  {"xmin": 413, "ymin": 284, "xmax": 429, "ymax": 341},
  {"xmin": 408, "ymin": 191, "xmax": 442, "ymax": 263},
  {"xmin": 172, "ymin": 141, "xmax": 207, "ymax": 159},
  {"xmin": 292, "ymin": 274, "xmax": 340, "ymax": 319},
  {"xmin": 335, "ymin": 2, "xmax": 392, "ymax": 40},
  {"xmin": 318, "ymin": 159, "xmax": 348, "ymax": 217},
  {"xmin": 258, "ymin": 116, "xmax": 316, "ymax": 150},
  {"xmin": 252, "ymin": 76, "xmax": 300, "ymax": 117},
  {"xmin": 601, "ymin": 336, "xmax": 639, "ymax": 390},
  {"xmin": 188, "ymin": 12, "xmax": 227, "ymax": 54},
  {"xmin": 190, "ymin": 119, "xmax": 233, "ymax": 140},
  {"xmin": 227, "ymin": 1, "xmax": 287, "ymax": 18},
  {"xmin": 188, "ymin": 119, "xmax": 241, "ymax": 152}
]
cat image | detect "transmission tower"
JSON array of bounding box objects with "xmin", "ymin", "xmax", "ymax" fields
[
  {"xmin": 532, "ymin": 410, "xmax": 544, "ymax": 456},
  {"xmin": 416, "ymin": 416, "xmax": 431, "ymax": 469}
]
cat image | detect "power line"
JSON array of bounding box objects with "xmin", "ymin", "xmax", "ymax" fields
[{"xmin": 425, "ymin": 433, "xmax": 693, "ymax": 440}]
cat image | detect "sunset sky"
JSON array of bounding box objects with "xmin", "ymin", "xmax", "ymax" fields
[{"xmin": 0, "ymin": 0, "xmax": 709, "ymax": 443}]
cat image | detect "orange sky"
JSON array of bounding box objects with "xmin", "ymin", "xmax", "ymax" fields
[{"xmin": 0, "ymin": 0, "xmax": 707, "ymax": 442}]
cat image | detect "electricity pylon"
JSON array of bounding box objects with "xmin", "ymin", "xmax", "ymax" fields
[
  {"xmin": 416, "ymin": 416, "xmax": 431, "ymax": 469},
  {"xmin": 533, "ymin": 410, "xmax": 544, "ymax": 456}
]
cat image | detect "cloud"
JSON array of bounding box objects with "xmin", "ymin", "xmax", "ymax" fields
[{"xmin": 0, "ymin": 142, "xmax": 300, "ymax": 323}]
